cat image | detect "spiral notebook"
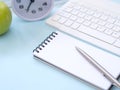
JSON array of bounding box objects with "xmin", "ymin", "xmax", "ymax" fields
[{"xmin": 33, "ymin": 31, "xmax": 120, "ymax": 90}]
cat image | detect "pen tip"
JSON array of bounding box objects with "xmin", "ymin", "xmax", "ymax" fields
[
  {"xmin": 75, "ymin": 46, "xmax": 79, "ymax": 50},
  {"xmin": 75, "ymin": 46, "xmax": 83, "ymax": 52}
]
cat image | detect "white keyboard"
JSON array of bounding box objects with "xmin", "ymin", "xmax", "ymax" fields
[{"xmin": 46, "ymin": 0, "xmax": 120, "ymax": 56}]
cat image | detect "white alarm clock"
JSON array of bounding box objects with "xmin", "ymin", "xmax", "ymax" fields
[{"xmin": 12, "ymin": 0, "xmax": 54, "ymax": 21}]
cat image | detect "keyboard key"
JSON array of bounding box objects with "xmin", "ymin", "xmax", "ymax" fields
[
  {"xmin": 64, "ymin": 7, "xmax": 73, "ymax": 12},
  {"xmin": 98, "ymin": 20, "xmax": 106, "ymax": 26},
  {"xmin": 52, "ymin": 15, "xmax": 61, "ymax": 21},
  {"xmin": 58, "ymin": 17, "xmax": 67, "ymax": 23},
  {"xmin": 105, "ymin": 23, "xmax": 114, "ymax": 29},
  {"xmin": 80, "ymin": 6, "xmax": 88, "ymax": 12},
  {"xmin": 97, "ymin": 26, "xmax": 106, "ymax": 32},
  {"xmin": 58, "ymin": 11, "xmax": 71, "ymax": 18},
  {"xmin": 78, "ymin": 12, "xmax": 85, "ymax": 18},
  {"xmin": 76, "ymin": 18, "xmax": 85, "ymax": 23},
  {"xmin": 78, "ymin": 25, "xmax": 116, "ymax": 44},
  {"xmin": 70, "ymin": 15, "xmax": 77, "ymax": 21},
  {"xmin": 64, "ymin": 20, "xmax": 74, "ymax": 26},
  {"xmin": 90, "ymin": 23, "xmax": 98, "ymax": 29},
  {"xmin": 74, "ymin": 6, "xmax": 81, "ymax": 10},
  {"xmin": 93, "ymin": 12, "xmax": 102, "ymax": 18},
  {"xmin": 71, "ymin": 22, "xmax": 80, "ymax": 29},
  {"xmin": 113, "ymin": 39, "xmax": 120, "ymax": 48},
  {"xmin": 104, "ymin": 29, "xmax": 113, "ymax": 35},
  {"xmin": 107, "ymin": 17, "xmax": 115, "ymax": 23},
  {"xmin": 112, "ymin": 32, "xmax": 120, "ymax": 38},
  {"xmin": 83, "ymin": 21, "xmax": 91, "ymax": 26},
  {"xmin": 114, "ymin": 20, "xmax": 120, "ymax": 26},
  {"xmin": 112, "ymin": 26, "xmax": 120, "ymax": 32},
  {"xmin": 100, "ymin": 14, "xmax": 108, "ymax": 21},
  {"xmin": 86, "ymin": 10, "xmax": 94, "ymax": 15},
  {"xmin": 84, "ymin": 15, "xmax": 92, "ymax": 20},
  {"xmin": 91, "ymin": 18, "xmax": 99, "ymax": 23},
  {"xmin": 71, "ymin": 9, "xmax": 79, "ymax": 15}
]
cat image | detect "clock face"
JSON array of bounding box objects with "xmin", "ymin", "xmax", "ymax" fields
[{"xmin": 12, "ymin": 0, "xmax": 53, "ymax": 21}]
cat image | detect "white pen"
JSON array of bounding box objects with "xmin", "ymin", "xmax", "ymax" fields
[{"xmin": 75, "ymin": 46, "xmax": 120, "ymax": 88}]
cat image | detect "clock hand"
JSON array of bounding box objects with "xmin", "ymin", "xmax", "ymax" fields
[{"xmin": 26, "ymin": 0, "xmax": 35, "ymax": 12}]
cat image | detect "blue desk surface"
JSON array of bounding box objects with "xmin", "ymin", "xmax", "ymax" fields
[{"xmin": 0, "ymin": 1, "xmax": 120, "ymax": 90}]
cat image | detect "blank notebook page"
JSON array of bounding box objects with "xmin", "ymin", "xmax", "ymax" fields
[{"xmin": 33, "ymin": 31, "xmax": 120, "ymax": 90}]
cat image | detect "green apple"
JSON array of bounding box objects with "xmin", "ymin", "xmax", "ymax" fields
[{"xmin": 0, "ymin": 1, "xmax": 12, "ymax": 35}]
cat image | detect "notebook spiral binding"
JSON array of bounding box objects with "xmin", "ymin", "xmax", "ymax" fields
[{"xmin": 33, "ymin": 32, "xmax": 58, "ymax": 53}]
